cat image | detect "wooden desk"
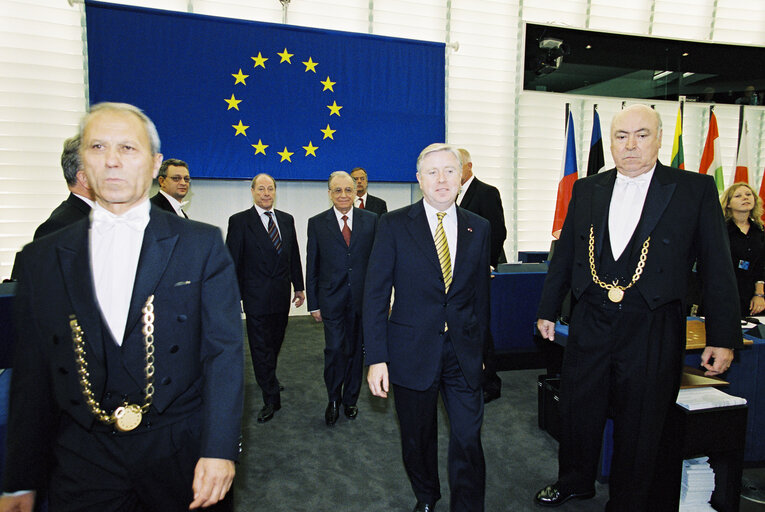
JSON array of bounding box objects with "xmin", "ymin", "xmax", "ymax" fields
[{"xmin": 685, "ymin": 319, "xmax": 752, "ymax": 350}]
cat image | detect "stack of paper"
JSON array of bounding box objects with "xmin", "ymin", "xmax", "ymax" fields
[
  {"xmin": 678, "ymin": 457, "xmax": 715, "ymax": 511},
  {"xmin": 676, "ymin": 387, "xmax": 747, "ymax": 410}
]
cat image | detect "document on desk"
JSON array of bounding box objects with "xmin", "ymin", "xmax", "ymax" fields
[{"xmin": 676, "ymin": 387, "xmax": 747, "ymax": 411}]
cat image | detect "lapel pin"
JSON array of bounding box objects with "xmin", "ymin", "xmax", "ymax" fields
[{"xmin": 467, "ymin": 227, "xmax": 473, "ymax": 232}]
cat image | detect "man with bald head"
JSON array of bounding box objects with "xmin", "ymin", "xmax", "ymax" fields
[
  {"xmin": 3, "ymin": 103, "xmax": 243, "ymax": 511},
  {"xmin": 534, "ymin": 104, "xmax": 740, "ymax": 510}
]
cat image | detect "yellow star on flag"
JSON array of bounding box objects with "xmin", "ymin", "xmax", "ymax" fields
[
  {"xmin": 320, "ymin": 76, "xmax": 336, "ymax": 92},
  {"xmin": 278, "ymin": 147, "xmax": 294, "ymax": 162},
  {"xmin": 251, "ymin": 139, "xmax": 268, "ymax": 155},
  {"xmin": 251, "ymin": 52, "xmax": 268, "ymax": 69},
  {"xmin": 327, "ymin": 101, "xmax": 343, "ymax": 117},
  {"xmin": 232, "ymin": 69, "xmax": 249, "ymax": 85},
  {"xmin": 224, "ymin": 94, "xmax": 242, "ymax": 111},
  {"xmin": 232, "ymin": 121, "xmax": 249, "ymax": 136},
  {"xmin": 302, "ymin": 141, "xmax": 318, "ymax": 157},
  {"xmin": 302, "ymin": 57, "xmax": 318, "ymax": 73},
  {"xmin": 277, "ymin": 48, "xmax": 294, "ymax": 64},
  {"xmin": 321, "ymin": 124, "xmax": 336, "ymax": 140}
]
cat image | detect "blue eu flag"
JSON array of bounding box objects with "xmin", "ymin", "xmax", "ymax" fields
[{"xmin": 85, "ymin": 1, "xmax": 445, "ymax": 182}]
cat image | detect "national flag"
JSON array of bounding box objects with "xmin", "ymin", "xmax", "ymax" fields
[
  {"xmin": 84, "ymin": 1, "xmax": 445, "ymax": 181},
  {"xmin": 734, "ymin": 122, "xmax": 750, "ymax": 186},
  {"xmin": 586, "ymin": 108, "xmax": 605, "ymax": 176},
  {"xmin": 670, "ymin": 104, "xmax": 685, "ymax": 170},
  {"xmin": 552, "ymin": 112, "xmax": 577, "ymax": 239},
  {"xmin": 699, "ymin": 110, "xmax": 724, "ymax": 193}
]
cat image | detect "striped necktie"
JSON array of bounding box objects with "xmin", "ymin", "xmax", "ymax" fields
[
  {"xmin": 435, "ymin": 212, "xmax": 452, "ymax": 293},
  {"xmin": 265, "ymin": 211, "xmax": 282, "ymax": 254}
]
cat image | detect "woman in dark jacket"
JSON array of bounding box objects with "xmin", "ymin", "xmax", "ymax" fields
[{"xmin": 721, "ymin": 182, "xmax": 765, "ymax": 317}]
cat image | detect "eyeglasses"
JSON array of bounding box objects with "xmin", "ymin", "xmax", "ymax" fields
[{"xmin": 167, "ymin": 176, "xmax": 191, "ymax": 183}]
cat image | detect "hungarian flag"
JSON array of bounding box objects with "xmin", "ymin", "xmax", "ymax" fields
[
  {"xmin": 734, "ymin": 122, "xmax": 750, "ymax": 185},
  {"xmin": 586, "ymin": 109, "xmax": 605, "ymax": 176},
  {"xmin": 552, "ymin": 112, "xmax": 577, "ymax": 239},
  {"xmin": 670, "ymin": 104, "xmax": 685, "ymax": 169},
  {"xmin": 699, "ymin": 111, "xmax": 724, "ymax": 194}
]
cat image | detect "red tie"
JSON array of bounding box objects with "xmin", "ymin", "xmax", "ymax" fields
[
  {"xmin": 342, "ymin": 215, "xmax": 351, "ymax": 246},
  {"xmin": 358, "ymin": 198, "xmax": 365, "ymax": 209}
]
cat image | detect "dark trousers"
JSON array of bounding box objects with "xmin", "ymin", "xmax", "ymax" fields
[
  {"xmin": 480, "ymin": 331, "xmax": 501, "ymax": 395},
  {"xmin": 392, "ymin": 337, "xmax": 485, "ymax": 512},
  {"xmin": 245, "ymin": 312, "xmax": 289, "ymax": 406},
  {"xmin": 322, "ymin": 308, "xmax": 363, "ymax": 404},
  {"xmin": 48, "ymin": 415, "xmax": 233, "ymax": 512},
  {"xmin": 558, "ymin": 298, "xmax": 685, "ymax": 512}
]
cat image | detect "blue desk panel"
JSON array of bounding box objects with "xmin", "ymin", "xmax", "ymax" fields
[{"xmin": 490, "ymin": 271, "xmax": 547, "ymax": 353}]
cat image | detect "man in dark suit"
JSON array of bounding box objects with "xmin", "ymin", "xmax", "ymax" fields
[
  {"xmin": 33, "ymin": 134, "xmax": 95, "ymax": 240},
  {"xmin": 150, "ymin": 158, "xmax": 190, "ymax": 217},
  {"xmin": 534, "ymin": 104, "xmax": 740, "ymax": 510},
  {"xmin": 226, "ymin": 174, "xmax": 305, "ymax": 424},
  {"xmin": 307, "ymin": 171, "xmax": 378, "ymax": 426},
  {"xmin": 350, "ymin": 167, "xmax": 387, "ymax": 215},
  {"xmin": 365, "ymin": 144, "xmax": 491, "ymax": 512},
  {"xmin": 456, "ymin": 148, "xmax": 507, "ymax": 404},
  {"xmin": 2, "ymin": 103, "xmax": 243, "ymax": 512}
]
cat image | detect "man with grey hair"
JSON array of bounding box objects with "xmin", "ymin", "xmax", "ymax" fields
[
  {"xmin": 151, "ymin": 158, "xmax": 191, "ymax": 217},
  {"xmin": 2, "ymin": 102, "xmax": 243, "ymax": 512},
  {"xmin": 226, "ymin": 173, "xmax": 305, "ymax": 424},
  {"xmin": 535, "ymin": 104, "xmax": 740, "ymax": 510},
  {"xmin": 306, "ymin": 171, "xmax": 377, "ymax": 426},
  {"xmin": 33, "ymin": 134, "xmax": 95, "ymax": 240},
  {"xmin": 365, "ymin": 143, "xmax": 491, "ymax": 512}
]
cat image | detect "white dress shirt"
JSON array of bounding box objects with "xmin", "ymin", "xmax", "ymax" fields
[
  {"xmin": 423, "ymin": 200, "xmax": 458, "ymax": 277},
  {"xmin": 456, "ymin": 175, "xmax": 475, "ymax": 206},
  {"xmin": 90, "ymin": 200, "xmax": 150, "ymax": 346},
  {"xmin": 608, "ymin": 167, "xmax": 655, "ymax": 260},
  {"xmin": 355, "ymin": 193, "xmax": 368, "ymax": 209},
  {"xmin": 333, "ymin": 206, "xmax": 353, "ymax": 231}
]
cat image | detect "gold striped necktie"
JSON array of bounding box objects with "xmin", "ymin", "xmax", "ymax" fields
[{"xmin": 435, "ymin": 212, "xmax": 452, "ymax": 293}]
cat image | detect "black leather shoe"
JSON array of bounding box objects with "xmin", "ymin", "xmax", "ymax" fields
[
  {"xmin": 412, "ymin": 502, "xmax": 435, "ymax": 512},
  {"xmin": 483, "ymin": 388, "xmax": 501, "ymax": 404},
  {"xmin": 325, "ymin": 401, "xmax": 340, "ymax": 426},
  {"xmin": 343, "ymin": 404, "xmax": 358, "ymax": 419},
  {"xmin": 256, "ymin": 403, "xmax": 280, "ymax": 423},
  {"xmin": 535, "ymin": 482, "xmax": 595, "ymax": 507}
]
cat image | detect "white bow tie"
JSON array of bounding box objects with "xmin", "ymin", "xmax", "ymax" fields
[{"xmin": 92, "ymin": 207, "xmax": 148, "ymax": 234}]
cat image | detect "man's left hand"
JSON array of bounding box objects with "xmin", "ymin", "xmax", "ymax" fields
[
  {"xmin": 189, "ymin": 457, "xmax": 235, "ymax": 510},
  {"xmin": 700, "ymin": 346, "xmax": 734, "ymax": 376},
  {"xmin": 292, "ymin": 291, "xmax": 305, "ymax": 308}
]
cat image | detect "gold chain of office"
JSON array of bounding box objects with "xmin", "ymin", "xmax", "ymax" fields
[
  {"xmin": 588, "ymin": 225, "xmax": 650, "ymax": 303},
  {"xmin": 69, "ymin": 294, "xmax": 156, "ymax": 432}
]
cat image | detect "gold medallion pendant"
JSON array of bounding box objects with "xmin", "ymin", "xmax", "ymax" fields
[
  {"xmin": 608, "ymin": 287, "xmax": 625, "ymax": 303},
  {"xmin": 113, "ymin": 404, "xmax": 143, "ymax": 432}
]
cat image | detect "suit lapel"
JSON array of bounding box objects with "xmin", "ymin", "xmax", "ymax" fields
[
  {"xmin": 124, "ymin": 208, "xmax": 179, "ymax": 338},
  {"xmin": 406, "ymin": 200, "xmax": 442, "ymax": 275},
  {"xmin": 591, "ymin": 169, "xmax": 617, "ymax": 257},
  {"xmin": 57, "ymin": 219, "xmax": 106, "ymax": 364},
  {"xmin": 460, "ymin": 179, "xmax": 478, "ymax": 210},
  {"xmin": 324, "ymin": 208, "xmax": 346, "ymax": 247},
  {"xmin": 633, "ymin": 163, "xmax": 676, "ymax": 254},
  {"xmin": 451, "ymin": 207, "xmax": 475, "ymax": 295}
]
